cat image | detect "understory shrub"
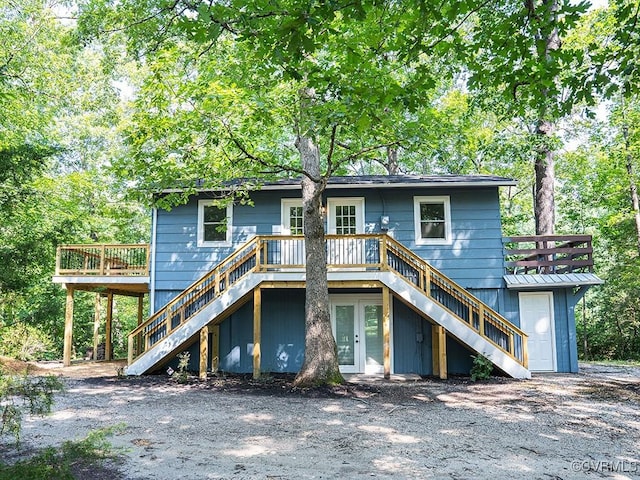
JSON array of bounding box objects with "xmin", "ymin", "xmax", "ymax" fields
[
  {"xmin": 470, "ymin": 354, "xmax": 493, "ymax": 381},
  {"xmin": 0, "ymin": 323, "xmax": 55, "ymax": 361},
  {"xmin": 0, "ymin": 367, "xmax": 64, "ymax": 443}
]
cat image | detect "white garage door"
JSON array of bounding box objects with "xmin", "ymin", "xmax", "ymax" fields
[{"xmin": 519, "ymin": 292, "xmax": 556, "ymax": 372}]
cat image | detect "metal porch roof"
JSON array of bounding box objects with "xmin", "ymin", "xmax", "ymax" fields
[{"xmin": 504, "ymin": 273, "xmax": 604, "ymax": 290}]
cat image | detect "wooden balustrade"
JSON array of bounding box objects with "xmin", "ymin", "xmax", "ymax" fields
[
  {"xmin": 128, "ymin": 234, "xmax": 528, "ymax": 369},
  {"xmin": 503, "ymin": 235, "xmax": 594, "ymax": 275},
  {"xmin": 56, "ymin": 244, "xmax": 150, "ymax": 276}
]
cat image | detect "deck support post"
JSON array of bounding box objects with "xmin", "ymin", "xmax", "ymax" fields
[
  {"xmin": 137, "ymin": 295, "xmax": 144, "ymax": 326},
  {"xmin": 432, "ymin": 325, "xmax": 447, "ymax": 380},
  {"xmin": 383, "ymin": 286, "xmax": 391, "ymax": 379},
  {"xmin": 93, "ymin": 294, "xmax": 101, "ymax": 360},
  {"xmin": 253, "ymin": 287, "xmax": 261, "ymax": 379},
  {"xmin": 199, "ymin": 325, "xmax": 209, "ymax": 380},
  {"xmin": 211, "ymin": 324, "xmax": 220, "ymax": 373},
  {"xmin": 63, "ymin": 286, "xmax": 74, "ymax": 367},
  {"xmin": 105, "ymin": 291, "xmax": 113, "ymax": 361}
]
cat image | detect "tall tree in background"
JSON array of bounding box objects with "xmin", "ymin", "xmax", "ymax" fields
[
  {"xmin": 0, "ymin": 0, "xmax": 149, "ymax": 359},
  {"xmin": 464, "ymin": 1, "xmax": 592, "ymax": 235}
]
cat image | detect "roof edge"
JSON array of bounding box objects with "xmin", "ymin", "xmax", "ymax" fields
[{"xmin": 160, "ymin": 175, "xmax": 517, "ymax": 194}]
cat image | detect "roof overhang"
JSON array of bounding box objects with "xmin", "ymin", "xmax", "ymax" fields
[
  {"xmin": 504, "ymin": 273, "xmax": 604, "ymax": 290},
  {"xmin": 160, "ymin": 175, "xmax": 517, "ymax": 194}
]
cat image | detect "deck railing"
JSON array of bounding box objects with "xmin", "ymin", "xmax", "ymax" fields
[
  {"xmin": 128, "ymin": 234, "xmax": 527, "ymax": 369},
  {"xmin": 56, "ymin": 244, "xmax": 150, "ymax": 276},
  {"xmin": 503, "ymin": 235, "xmax": 594, "ymax": 275}
]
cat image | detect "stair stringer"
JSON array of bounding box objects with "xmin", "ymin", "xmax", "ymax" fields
[
  {"xmin": 126, "ymin": 272, "xmax": 307, "ymax": 376},
  {"xmin": 376, "ymin": 271, "xmax": 531, "ymax": 379},
  {"xmin": 127, "ymin": 269, "xmax": 530, "ymax": 379}
]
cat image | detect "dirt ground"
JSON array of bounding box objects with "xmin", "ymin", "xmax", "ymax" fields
[{"xmin": 2, "ymin": 360, "xmax": 640, "ymax": 479}]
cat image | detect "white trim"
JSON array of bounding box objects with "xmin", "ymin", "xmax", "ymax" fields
[
  {"xmin": 281, "ymin": 198, "xmax": 303, "ymax": 235},
  {"xmin": 413, "ymin": 195, "xmax": 452, "ymax": 245},
  {"xmin": 150, "ymin": 207, "xmax": 158, "ymax": 313},
  {"xmin": 329, "ymin": 293, "xmax": 393, "ymax": 375},
  {"xmin": 197, "ymin": 200, "xmax": 232, "ymax": 247},
  {"xmin": 327, "ymin": 197, "xmax": 365, "ymax": 234},
  {"xmin": 518, "ymin": 292, "xmax": 557, "ymax": 372}
]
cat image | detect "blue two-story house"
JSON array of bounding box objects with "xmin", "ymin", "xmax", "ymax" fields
[{"xmin": 54, "ymin": 175, "xmax": 602, "ymax": 379}]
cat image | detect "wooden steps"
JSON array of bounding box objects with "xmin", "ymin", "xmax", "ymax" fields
[{"xmin": 126, "ymin": 235, "xmax": 529, "ymax": 378}]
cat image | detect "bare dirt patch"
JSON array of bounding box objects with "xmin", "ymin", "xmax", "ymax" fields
[
  {"xmin": 0, "ymin": 355, "xmax": 49, "ymax": 375},
  {"xmin": 3, "ymin": 362, "xmax": 640, "ymax": 479}
]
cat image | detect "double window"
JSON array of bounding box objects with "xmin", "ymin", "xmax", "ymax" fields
[
  {"xmin": 197, "ymin": 200, "xmax": 232, "ymax": 247},
  {"xmin": 282, "ymin": 197, "xmax": 365, "ymax": 235},
  {"xmin": 413, "ymin": 196, "xmax": 451, "ymax": 245}
]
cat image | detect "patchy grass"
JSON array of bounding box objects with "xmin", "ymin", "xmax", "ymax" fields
[
  {"xmin": 581, "ymin": 359, "xmax": 640, "ymax": 367},
  {"xmin": 0, "ymin": 426, "xmax": 126, "ymax": 480}
]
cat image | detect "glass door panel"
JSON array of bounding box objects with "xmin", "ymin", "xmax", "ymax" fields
[
  {"xmin": 335, "ymin": 305, "xmax": 357, "ymax": 372},
  {"xmin": 363, "ymin": 304, "xmax": 384, "ymax": 374}
]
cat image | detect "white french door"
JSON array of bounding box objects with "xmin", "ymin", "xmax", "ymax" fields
[{"xmin": 331, "ymin": 295, "xmax": 387, "ymax": 374}]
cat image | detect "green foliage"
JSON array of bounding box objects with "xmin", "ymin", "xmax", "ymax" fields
[
  {"xmin": 0, "ymin": 425, "xmax": 124, "ymax": 480},
  {"xmin": 173, "ymin": 351, "xmax": 191, "ymax": 384},
  {"xmin": 0, "ymin": 368, "xmax": 64, "ymax": 444},
  {"xmin": 470, "ymin": 354, "xmax": 493, "ymax": 382},
  {"xmin": 0, "ymin": 323, "xmax": 55, "ymax": 361}
]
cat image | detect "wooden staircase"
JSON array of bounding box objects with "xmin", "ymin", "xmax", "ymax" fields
[{"xmin": 126, "ymin": 235, "xmax": 529, "ymax": 378}]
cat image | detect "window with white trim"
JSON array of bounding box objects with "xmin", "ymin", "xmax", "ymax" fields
[
  {"xmin": 281, "ymin": 199, "xmax": 304, "ymax": 235},
  {"xmin": 413, "ymin": 196, "xmax": 451, "ymax": 244},
  {"xmin": 198, "ymin": 200, "xmax": 232, "ymax": 246},
  {"xmin": 327, "ymin": 198, "xmax": 365, "ymax": 234}
]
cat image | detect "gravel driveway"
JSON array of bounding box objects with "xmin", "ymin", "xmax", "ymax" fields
[{"xmin": 4, "ymin": 362, "xmax": 640, "ymax": 479}]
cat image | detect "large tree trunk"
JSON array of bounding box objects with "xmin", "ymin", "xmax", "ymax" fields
[
  {"xmin": 623, "ymin": 125, "xmax": 640, "ymax": 256},
  {"xmin": 293, "ymin": 135, "xmax": 344, "ymax": 387},
  {"xmin": 386, "ymin": 145, "xmax": 400, "ymax": 175},
  {"xmin": 532, "ymin": 0, "xmax": 560, "ymax": 236},
  {"xmin": 534, "ymin": 120, "xmax": 556, "ymax": 235}
]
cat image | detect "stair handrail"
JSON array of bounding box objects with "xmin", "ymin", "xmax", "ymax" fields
[
  {"xmin": 381, "ymin": 235, "xmax": 528, "ymax": 367},
  {"xmin": 128, "ymin": 233, "xmax": 528, "ymax": 369},
  {"xmin": 128, "ymin": 236, "xmax": 261, "ymax": 362}
]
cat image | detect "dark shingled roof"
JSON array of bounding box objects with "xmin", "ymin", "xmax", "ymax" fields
[
  {"xmin": 267, "ymin": 174, "xmax": 516, "ymax": 188},
  {"xmin": 177, "ymin": 174, "xmax": 516, "ymax": 193}
]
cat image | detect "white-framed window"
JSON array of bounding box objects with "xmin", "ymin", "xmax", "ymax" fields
[
  {"xmin": 413, "ymin": 196, "xmax": 451, "ymax": 245},
  {"xmin": 281, "ymin": 199, "xmax": 304, "ymax": 235},
  {"xmin": 327, "ymin": 198, "xmax": 365, "ymax": 234},
  {"xmin": 197, "ymin": 200, "xmax": 232, "ymax": 247}
]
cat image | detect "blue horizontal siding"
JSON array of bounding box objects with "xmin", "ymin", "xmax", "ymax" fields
[
  {"xmin": 218, "ymin": 289, "xmax": 305, "ymax": 373},
  {"xmin": 152, "ymin": 186, "xmax": 508, "ymax": 302}
]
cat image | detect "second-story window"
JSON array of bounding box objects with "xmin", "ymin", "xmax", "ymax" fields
[
  {"xmin": 413, "ymin": 196, "xmax": 451, "ymax": 245},
  {"xmin": 287, "ymin": 206, "xmax": 304, "ymax": 235},
  {"xmin": 198, "ymin": 200, "xmax": 232, "ymax": 247}
]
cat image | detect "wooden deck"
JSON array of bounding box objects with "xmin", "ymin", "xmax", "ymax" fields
[
  {"xmin": 52, "ymin": 244, "xmax": 150, "ymax": 367},
  {"xmin": 54, "ymin": 234, "xmax": 595, "ymax": 377},
  {"xmin": 503, "ymin": 235, "xmax": 594, "ymax": 274}
]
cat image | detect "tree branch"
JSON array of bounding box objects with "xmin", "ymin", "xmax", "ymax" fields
[
  {"xmin": 325, "ymin": 124, "xmax": 338, "ymax": 175},
  {"xmin": 221, "ymin": 120, "xmax": 315, "ymax": 180},
  {"xmin": 423, "ymin": 0, "xmax": 493, "ymax": 53},
  {"xmin": 338, "ymin": 141, "xmax": 401, "ymax": 165}
]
